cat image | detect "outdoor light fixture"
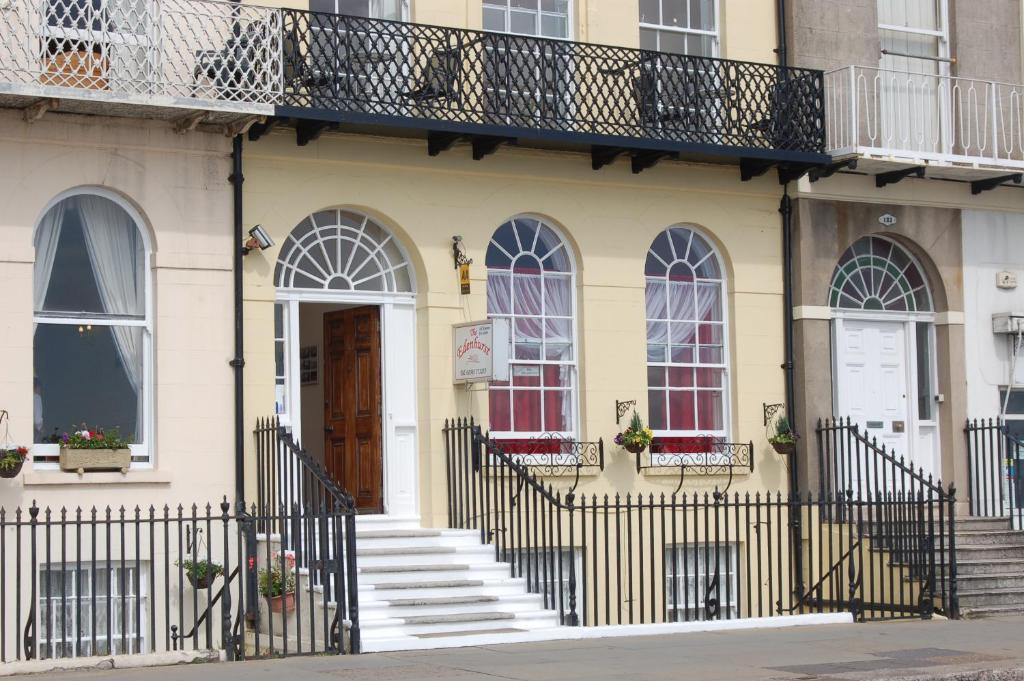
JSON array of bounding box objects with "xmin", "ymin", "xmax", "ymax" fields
[{"xmin": 242, "ymin": 224, "xmax": 274, "ymax": 254}]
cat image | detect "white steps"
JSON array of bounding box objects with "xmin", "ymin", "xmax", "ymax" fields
[{"xmin": 254, "ymin": 518, "xmax": 563, "ymax": 653}]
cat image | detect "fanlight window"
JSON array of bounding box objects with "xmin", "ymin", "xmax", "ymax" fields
[
  {"xmin": 486, "ymin": 216, "xmax": 576, "ymax": 436},
  {"xmin": 829, "ymin": 236, "xmax": 932, "ymax": 312},
  {"xmin": 275, "ymin": 210, "xmax": 413, "ymax": 293},
  {"xmin": 645, "ymin": 226, "xmax": 727, "ymax": 434}
]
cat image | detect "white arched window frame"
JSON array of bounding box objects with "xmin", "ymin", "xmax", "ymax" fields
[
  {"xmin": 486, "ymin": 216, "xmax": 578, "ymax": 439},
  {"xmin": 645, "ymin": 225, "xmax": 729, "ymax": 438},
  {"xmin": 31, "ymin": 188, "xmax": 154, "ymax": 468}
]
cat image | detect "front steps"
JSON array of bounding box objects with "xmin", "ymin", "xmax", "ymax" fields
[
  {"xmin": 353, "ymin": 517, "xmax": 561, "ymax": 651},
  {"xmin": 955, "ymin": 517, "xmax": 1024, "ymax": 618}
]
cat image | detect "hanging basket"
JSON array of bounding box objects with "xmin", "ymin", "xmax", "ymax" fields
[
  {"xmin": 187, "ymin": 572, "xmax": 217, "ymax": 590},
  {"xmin": 623, "ymin": 441, "xmax": 647, "ymax": 455},
  {"xmin": 770, "ymin": 440, "xmax": 797, "ymax": 456},
  {"xmin": 0, "ymin": 459, "xmax": 25, "ymax": 479}
]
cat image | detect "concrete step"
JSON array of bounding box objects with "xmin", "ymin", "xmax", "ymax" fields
[
  {"xmin": 356, "ymin": 544, "xmax": 495, "ymax": 566},
  {"xmin": 357, "ymin": 563, "xmax": 511, "ymax": 585},
  {"xmin": 958, "ymin": 517, "xmax": 1014, "ymax": 532},
  {"xmin": 953, "ymin": 572, "xmax": 1024, "ymax": 591},
  {"xmin": 360, "ymin": 609, "xmax": 559, "ymax": 637},
  {"xmin": 955, "ymin": 587, "xmax": 1024, "ymax": 608},
  {"xmin": 954, "ymin": 530, "xmax": 1024, "ymax": 546},
  {"xmin": 959, "ymin": 603, "xmax": 1024, "ymax": 619},
  {"xmin": 953, "ymin": 543, "xmax": 1024, "ymax": 560},
  {"xmin": 360, "ymin": 577, "xmax": 533, "ymax": 601},
  {"xmin": 360, "ymin": 593, "xmax": 545, "ymax": 620},
  {"xmin": 955, "ymin": 558, "xmax": 1024, "ymax": 576},
  {"xmin": 355, "ymin": 529, "xmax": 481, "ymax": 549}
]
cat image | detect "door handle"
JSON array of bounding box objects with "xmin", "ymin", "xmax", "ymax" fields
[{"xmin": 324, "ymin": 426, "xmax": 335, "ymax": 433}]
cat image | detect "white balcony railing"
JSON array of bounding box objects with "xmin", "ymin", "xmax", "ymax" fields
[
  {"xmin": 826, "ymin": 65, "xmax": 1024, "ymax": 170},
  {"xmin": 0, "ymin": 0, "xmax": 283, "ymax": 114}
]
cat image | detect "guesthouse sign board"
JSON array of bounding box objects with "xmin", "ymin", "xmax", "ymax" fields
[{"xmin": 453, "ymin": 319, "xmax": 510, "ymax": 384}]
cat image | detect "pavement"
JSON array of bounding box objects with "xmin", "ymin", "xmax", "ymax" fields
[{"xmin": 17, "ymin": 617, "xmax": 1024, "ymax": 681}]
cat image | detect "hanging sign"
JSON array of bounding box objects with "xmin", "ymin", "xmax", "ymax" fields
[
  {"xmin": 459, "ymin": 262, "xmax": 471, "ymax": 294},
  {"xmin": 453, "ymin": 319, "xmax": 510, "ymax": 384}
]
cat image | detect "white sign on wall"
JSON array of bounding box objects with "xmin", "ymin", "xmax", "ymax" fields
[{"xmin": 453, "ymin": 319, "xmax": 510, "ymax": 384}]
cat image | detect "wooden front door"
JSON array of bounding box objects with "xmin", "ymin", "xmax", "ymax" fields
[{"xmin": 323, "ymin": 306, "xmax": 383, "ymax": 513}]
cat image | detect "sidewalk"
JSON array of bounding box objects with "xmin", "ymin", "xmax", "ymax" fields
[{"xmin": 17, "ymin": 617, "xmax": 1024, "ymax": 681}]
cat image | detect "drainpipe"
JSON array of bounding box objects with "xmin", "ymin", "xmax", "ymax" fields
[
  {"xmin": 231, "ymin": 135, "xmax": 245, "ymax": 506},
  {"xmin": 776, "ymin": 0, "xmax": 805, "ymax": 601}
]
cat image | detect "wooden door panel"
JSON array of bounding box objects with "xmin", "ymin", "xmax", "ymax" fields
[{"xmin": 323, "ymin": 306, "xmax": 383, "ymax": 513}]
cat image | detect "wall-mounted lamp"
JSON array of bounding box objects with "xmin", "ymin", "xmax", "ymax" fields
[
  {"xmin": 452, "ymin": 235, "xmax": 472, "ymax": 270},
  {"xmin": 242, "ymin": 225, "xmax": 274, "ymax": 255}
]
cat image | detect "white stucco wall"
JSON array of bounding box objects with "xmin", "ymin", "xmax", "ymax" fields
[{"xmin": 962, "ymin": 209, "xmax": 1024, "ymax": 419}]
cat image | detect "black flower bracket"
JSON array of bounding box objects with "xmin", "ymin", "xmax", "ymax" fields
[{"xmin": 615, "ymin": 400, "xmax": 637, "ymax": 425}]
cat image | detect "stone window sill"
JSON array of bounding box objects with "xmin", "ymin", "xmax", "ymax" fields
[{"xmin": 21, "ymin": 470, "xmax": 173, "ymax": 487}]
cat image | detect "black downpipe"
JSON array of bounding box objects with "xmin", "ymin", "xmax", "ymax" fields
[
  {"xmin": 231, "ymin": 135, "xmax": 245, "ymax": 506},
  {"xmin": 776, "ymin": 0, "xmax": 805, "ymax": 603}
]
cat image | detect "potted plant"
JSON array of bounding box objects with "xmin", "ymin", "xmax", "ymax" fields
[
  {"xmin": 57, "ymin": 426, "xmax": 132, "ymax": 474},
  {"xmin": 769, "ymin": 416, "xmax": 799, "ymax": 455},
  {"xmin": 259, "ymin": 552, "xmax": 297, "ymax": 613},
  {"xmin": 0, "ymin": 446, "xmax": 29, "ymax": 479},
  {"xmin": 615, "ymin": 411, "xmax": 653, "ymax": 455},
  {"xmin": 178, "ymin": 559, "xmax": 224, "ymax": 589}
]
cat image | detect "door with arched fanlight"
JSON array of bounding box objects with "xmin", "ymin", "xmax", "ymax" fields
[{"xmin": 829, "ymin": 235, "xmax": 939, "ymax": 479}]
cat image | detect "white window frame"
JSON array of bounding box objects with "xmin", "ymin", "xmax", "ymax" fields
[
  {"xmin": 644, "ymin": 225, "xmax": 730, "ymax": 440},
  {"xmin": 309, "ymin": 0, "xmax": 408, "ymax": 20},
  {"xmin": 39, "ymin": 562, "xmax": 149, "ymax": 658},
  {"xmin": 274, "ymin": 302, "xmax": 289, "ymax": 420},
  {"xmin": 639, "ymin": 0, "xmax": 720, "ymax": 57},
  {"xmin": 31, "ymin": 188, "xmax": 154, "ymax": 470},
  {"xmin": 664, "ymin": 542, "xmax": 737, "ymax": 621},
  {"xmin": 482, "ymin": 0, "xmax": 572, "ymax": 40},
  {"xmin": 487, "ymin": 216, "xmax": 579, "ymax": 441}
]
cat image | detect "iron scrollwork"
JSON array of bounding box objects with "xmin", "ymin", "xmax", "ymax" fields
[
  {"xmin": 490, "ymin": 433, "xmax": 604, "ymax": 495},
  {"xmin": 615, "ymin": 400, "xmax": 636, "ymax": 425},
  {"xmin": 636, "ymin": 440, "xmax": 754, "ymax": 495}
]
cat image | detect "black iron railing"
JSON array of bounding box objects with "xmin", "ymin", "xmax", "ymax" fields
[
  {"xmin": 443, "ymin": 417, "xmax": 958, "ymax": 626},
  {"xmin": 0, "ymin": 498, "xmax": 359, "ymax": 662},
  {"xmin": 278, "ymin": 13, "xmax": 826, "ymax": 160},
  {"xmin": 965, "ymin": 418, "xmax": 1024, "ymax": 525}
]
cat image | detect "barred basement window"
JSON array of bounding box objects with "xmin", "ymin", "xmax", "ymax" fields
[
  {"xmin": 664, "ymin": 543, "xmax": 737, "ymax": 621},
  {"xmin": 514, "ymin": 547, "xmax": 582, "ymax": 624},
  {"xmin": 38, "ymin": 563, "xmax": 148, "ymax": 658}
]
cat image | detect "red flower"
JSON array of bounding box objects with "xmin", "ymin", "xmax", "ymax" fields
[{"xmin": 248, "ymin": 557, "xmax": 256, "ymax": 571}]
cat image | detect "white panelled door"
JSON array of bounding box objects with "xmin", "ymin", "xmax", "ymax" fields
[{"xmin": 836, "ymin": 319, "xmax": 911, "ymax": 492}]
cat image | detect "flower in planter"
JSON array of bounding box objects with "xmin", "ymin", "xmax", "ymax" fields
[
  {"xmin": 0, "ymin": 446, "xmax": 29, "ymax": 472},
  {"xmin": 177, "ymin": 559, "xmax": 224, "ymax": 588},
  {"xmin": 60, "ymin": 425, "xmax": 131, "ymax": 450},
  {"xmin": 768, "ymin": 416, "xmax": 799, "ymax": 451},
  {"xmin": 616, "ymin": 411, "xmax": 653, "ymax": 453},
  {"xmin": 258, "ymin": 551, "xmax": 297, "ymax": 598}
]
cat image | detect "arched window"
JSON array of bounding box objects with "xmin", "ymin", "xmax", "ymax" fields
[
  {"xmin": 645, "ymin": 226, "xmax": 727, "ymax": 435},
  {"xmin": 486, "ymin": 216, "xmax": 576, "ymax": 437},
  {"xmin": 33, "ymin": 191, "xmax": 151, "ymax": 462},
  {"xmin": 829, "ymin": 236, "xmax": 932, "ymax": 312},
  {"xmin": 275, "ymin": 209, "xmax": 413, "ymax": 293}
]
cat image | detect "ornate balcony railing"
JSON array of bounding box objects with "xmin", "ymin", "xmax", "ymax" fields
[
  {"xmin": 0, "ymin": 0, "xmax": 282, "ymax": 117},
  {"xmin": 826, "ymin": 65, "xmax": 1024, "ymax": 171},
  {"xmin": 278, "ymin": 11, "xmax": 826, "ymax": 161}
]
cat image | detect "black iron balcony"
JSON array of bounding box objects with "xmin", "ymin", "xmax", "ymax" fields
[{"xmin": 275, "ymin": 12, "xmax": 827, "ymax": 169}]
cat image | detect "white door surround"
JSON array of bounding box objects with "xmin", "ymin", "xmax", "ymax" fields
[
  {"xmin": 273, "ymin": 209, "xmax": 419, "ymax": 519},
  {"xmin": 832, "ymin": 311, "xmax": 940, "ymax": 481}
]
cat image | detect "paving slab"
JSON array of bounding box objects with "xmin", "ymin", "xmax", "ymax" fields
[{"xmin": 14, "ymin": 617, "xmax": 1024, "ymax": 681}]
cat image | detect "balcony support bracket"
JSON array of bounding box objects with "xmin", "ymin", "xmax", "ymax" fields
[
  {"xmin": 247, "ymin": 117, "xmax": 280, "ymax": 142},
  {"xmin": 23, "ymin": 98, "xmax": 60, "ymax": 123},
  {"xmin": 875, "ymin": 166, "xmax": 925, "ymax": 188},
  {"xmin": 740, "ymin": 158, "xmax": 776, "ymax": 182},
  {"xmin": 971, "ymin": 173, "xmax": 1023, "ymax": 195},
  {"xmin": 427, "ymin": 131, "xmax": 461, "ymax": 156},
  {"xmin": 173, "ymin": 111, "xmax": 208, "ymax": 134},
  {"xmin": 591, "ymin": 145, "xmax": 628, "ymax": 171},
  {"xmin": 224, "ymin": 115, "xmax": 266, "ymax": 139},
  {"xmin": 809, "ymin": 158, "xmax": 858, "ymax": 182},
  {"xmin": 631, "ymin": 150, "xmax": 678, "ymax": 174},
  {"xmin": 296, "ymin": 120, "xmax": 336, "ymax": 146},
  {"xmin": 777, "ymin": 162, "xmax": 819, "ymax": 184},
  {"xmin": 471, "ymin": 135, "xmax": 515, "ymax": 160}
]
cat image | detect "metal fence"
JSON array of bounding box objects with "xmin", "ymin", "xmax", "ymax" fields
[
  {"xmin": 0, "ymin": 0, "xmax": 282, "ymax": 105},
  {"xmin": 0, "ymin": 498, "xmax": 359, "ymax": 663},
  {"xmin": 444, "ymin": 418, "xmax": 958, "ymax": 627},
  {"xmin": 279, "ymin": 11, "xmax": 826, "ymax": 154},
  {"xmin": 965, "ymin": 419, "xmax": 1024, "ymax": 526},
  {"xmin": 825, "ymin": 65, "xmax": 1024, "ymax": 168}
]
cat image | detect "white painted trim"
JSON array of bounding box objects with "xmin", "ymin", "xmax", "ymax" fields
[
  {"xmin": 362, "ymin": 612, "xmax": 853, "ymax": 653},
  {"xmin": 792, "ymin": 305, "xmax": 832, "ymax": 321}
]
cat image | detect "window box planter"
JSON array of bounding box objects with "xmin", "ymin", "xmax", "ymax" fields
[
  {"xmin": 59, "ymin": 447, "xmax": 131, "ymax": 474},
  {"xmin": 40, "ymin": 50, "xmax": 110, "ymax": 90}
]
